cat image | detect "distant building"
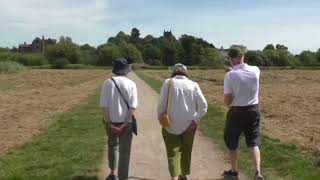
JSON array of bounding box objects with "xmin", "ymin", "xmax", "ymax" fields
[
  {"xmin": 18, "ymin": 36, "xmax": 56, "ymax": 53},
  {"xmin": 163, "ymin": 30, "xmax": 175, "ymax": 40},
  {"xmin": 219, "ymin": 45, "xmax": 248, "ymax": 58},
  {"xmin": 219, "ymin": 46, "xmax": 229, "ymax": 58}
]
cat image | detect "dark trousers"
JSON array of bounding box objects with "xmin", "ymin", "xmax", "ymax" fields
[{"xmin": 224, "ymin": 105, "xmax": 261, "ymax": 150}]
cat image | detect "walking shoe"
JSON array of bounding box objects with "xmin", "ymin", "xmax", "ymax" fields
[
  {"xmin": 105, "ymin": 174, "xmax": 117, "ymax": 180},
  {"xmin": 222, "ymin": 170, "xmax": 239, "ymax": 180},
  {"xmin": 254, "ymin": 171, "xmax": 264, "ymax": 180},
  {"xmin": 178, "ymin": 176, "xmax": 187, "ymax": 180}
]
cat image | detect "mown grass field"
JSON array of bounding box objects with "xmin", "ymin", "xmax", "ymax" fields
[
  {"xmin": 0, "ymin": 69, "xmax": 109, "ymax": 154},
  {"xmin": 0, "ymin": 90, "xmax": 106, "ymax": 179},
  {"xmin": 136, "ymin": 70, "xmax": 320, "ymax": 180},
  {"xmin": 0, "ymin": 69, "xmax": 111, "ymax": 179}
]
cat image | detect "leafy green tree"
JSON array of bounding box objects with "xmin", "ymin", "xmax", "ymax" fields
[
  {"xmin": 79, "ymin": 44, "xmax": 98, "ymax": 65},
  {"xmin": 97, "ymin": 44, "xmax": 122, "ymax": 66},
  {"xmin": 245, "ymin": 51, "xmax": 266, "ymax": 66},
  {"xmin": 179, "ymin": 35, "xmax": 196, "ymax": 65},
  {"xmin": 263, "ymin": 50, "xmax": 277, "ymax": 66},
  {"xmin": 200, "ymin": 48, "xmax": 224, "ymax": 67},
  {"xmin": 288, "ymin": 56, "xmax": 302, "ymax": 68},
  {"xmin": 160, "ymin": 39, "xmax": 178, "ymax": 65},
  {"xmin": 275, "ymin": 44, "xmax": 288, "ymax": 51},
  {"xmin": 51, "ymin": 58, "xmax": 70, "ymax": 69},
  {"xmin": 142, "ymin": 35, "xmax": 159, "ymax": 46},
  {"xmin": 263, "ymin": 50, "xmax": 292, "ymax": 67},
  {"xmin": 196, "ymin": 38, "xmax": 215, "ymax": 48},
  {"xmin": 119, "ymin": 42, "xmax": 143, "ymax": 64},
  {"xmin": 143, "ymin": 44, "xmax": 162, "ymax": 65},
  {"xmin": 277, "ymin": 50, "xmax": 292, "ymax": 66},
  {"xmin": 108, "ymin": 31, "xmax": 130, "ymax": 45},
  {"xmin": 298, "ymin": 51, "xmax": 317, "ymax": 66},
  {"xmin": 45, "ymin": 40, "xmax": 81, "ymax": 64},
  {"xmin": 180, "ymin": 35, "xmax": 196, "ymax": 52},
  {"xmin": 179, "ymin": 34, "xmax": 214, "ymax": 65},
  {"xmin": 263, "ymin": 44, "xmax": 275, "ymax": 51},
  {"xmin": 317, "ymin": 48, "xmax": 320, "ymax": 63},
  {"xmin": 59, "ymin": 36, "xmax": 73, "ymax": 43},
  {"xmin": 80, "ymin": 50, "xmax": 98, "ymax": 65},
  {"xmin": 80, "ymin": 44, "xmax": 96, "ymax": 51}
]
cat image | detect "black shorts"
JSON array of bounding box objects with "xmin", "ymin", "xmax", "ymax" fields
[{"xmin": 224, "ymin": 105, "xmax": 261, "ymax": 150}]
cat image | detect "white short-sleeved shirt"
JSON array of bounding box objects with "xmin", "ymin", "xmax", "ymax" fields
[
  {"xmin": 158, "ymin": 75, "xmax": 208, "ymax": 135},
  {"xmin": 224, "ymin": 63, "xmax": 260, "ymax": 106},
  {"xmin": 100, "ymin": 76, "xmax": 138, "ymax": 123}
]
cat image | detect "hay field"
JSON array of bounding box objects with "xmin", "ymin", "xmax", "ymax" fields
[
  {"xmin": 142, "ymin": 69, "xmax": 320, "ymax": 151},
  {"xmin": 0, "ymin": 69, "xmax": 110, "ymax": 154}
]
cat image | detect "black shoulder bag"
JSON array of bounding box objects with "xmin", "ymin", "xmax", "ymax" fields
[{"xmin": 111, "ymin": 78, "xmax": 138, "ymax": 135}]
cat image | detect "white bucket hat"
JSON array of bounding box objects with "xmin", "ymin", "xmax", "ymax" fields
[{"xmin": 170, "ymin": 63, "xmax": 187, "ymax": 73}]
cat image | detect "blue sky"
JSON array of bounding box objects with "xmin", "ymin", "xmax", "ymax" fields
[{"xmin": 0, "ymin": 0, "xmax": 319, "ymax": 54}]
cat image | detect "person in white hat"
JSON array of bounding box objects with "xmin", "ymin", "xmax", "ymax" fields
[{"xmin": 157, "ymin": 63, "xmax": 208, "ymax": 180}]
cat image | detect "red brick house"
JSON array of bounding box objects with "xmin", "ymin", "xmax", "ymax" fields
[{"xmin": 18, "ymin": 36, "xmax": 56, "ymax": 53}]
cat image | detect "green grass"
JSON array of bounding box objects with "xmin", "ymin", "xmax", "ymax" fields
[
  {"xmin": 0, "ymin": 90, "xmax": 106, "ymax": 180},
  {"xmin": 0, "ymin": 61, "xmax": 27, "ymax": 74},
  {"xmin": 135, "ymin": 70, "xmax": 320, "ymax": 180}
]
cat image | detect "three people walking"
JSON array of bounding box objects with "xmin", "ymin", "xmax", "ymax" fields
[{"xmin": 100, "ymin": 51, "xmax": 263, "ymax": 179}]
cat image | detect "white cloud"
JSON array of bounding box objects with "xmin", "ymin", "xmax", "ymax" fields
[{"xmin": 0, "ymin": 0, "xmax": 111, "ymax": 29}]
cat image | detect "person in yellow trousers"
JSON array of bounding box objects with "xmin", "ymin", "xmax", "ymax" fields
[{"xmin": 157, "ymin": 63, "xmax": 208, "ymax": 180}]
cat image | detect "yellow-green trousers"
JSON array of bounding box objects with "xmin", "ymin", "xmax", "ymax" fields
[{"xmin": 162, "ymin": 128, "xmax": 196, "ymax": 177}]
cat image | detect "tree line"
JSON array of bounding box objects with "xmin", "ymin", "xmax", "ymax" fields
[
  {"xmin": 0, "ymin": 28, "xmax": 319, "ymax": 68},
  {"xmin": 246, "ymin": 44, "xmax": 320, "ymax": 67}
]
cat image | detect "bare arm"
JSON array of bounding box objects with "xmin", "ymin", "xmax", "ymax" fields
[
  {"xmin": 224, "ymin": 94, "xmax": 233, "ymax": 107},
  {"xmin": 224, "ymin": 66, "xmax": 232, "ymax": 73}
]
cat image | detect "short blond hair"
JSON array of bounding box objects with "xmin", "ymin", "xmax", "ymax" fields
[{"xmin": 228, "ymin": 47, "xmax": 244, "ymax": 59}]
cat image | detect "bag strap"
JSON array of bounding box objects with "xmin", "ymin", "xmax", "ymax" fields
[
  {"xmin": 165, "ymin": 79, "xmax": 173, "ymax": 113},
  {"xmin": 111, "ymin": 78, "xmax": 130, "ymax": 110}
]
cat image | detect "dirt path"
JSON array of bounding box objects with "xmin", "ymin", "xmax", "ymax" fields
[{"xmin": 99, "ymin": 72, "xmax": 248, "ymax": 180}]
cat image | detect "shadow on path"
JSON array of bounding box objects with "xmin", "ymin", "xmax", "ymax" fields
[
  {"xmin": 128, "ymin": 176, "xmax": 155, "ymax": 180},
  {"xmin": 72, "ymin": 175, "xmax": 99, "ymax": 180},
  {"xmin": 128, "ymin": 177, "xmax": 224, "ymax": 180}
]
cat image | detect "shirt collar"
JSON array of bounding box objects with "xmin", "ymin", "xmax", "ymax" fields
[
  {"xmin": 173, "ymin": 75, "xmax": 188, "ymax": 79},
  {"xmin": 232, "ymin": 63, "xmax": 247, "ymax": 70}
]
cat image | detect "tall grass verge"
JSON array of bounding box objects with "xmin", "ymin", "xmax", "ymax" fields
[
  {"xmin": 0, "ymin": 52, "xmax": 48, "ymax": 66},
  {"xmin": 0, "ymin": 61, "xmax": 26, "ymax": 74}
]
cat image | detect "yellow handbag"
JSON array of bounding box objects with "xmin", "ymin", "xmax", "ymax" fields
[{"xmin": 161, "ymin": 79, "xmax": 173, "ymax": 127}]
